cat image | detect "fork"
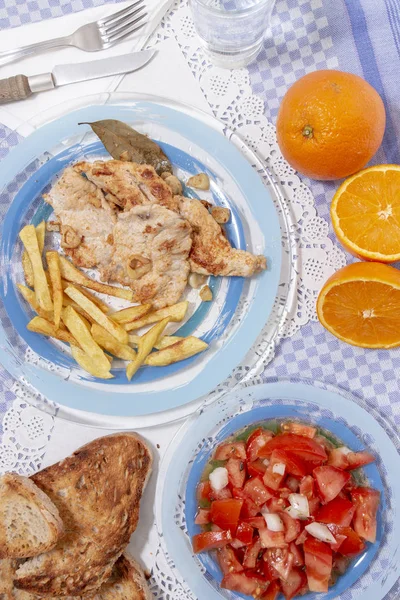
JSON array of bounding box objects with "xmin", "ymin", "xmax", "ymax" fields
[{"xmin": 0, "ymin": 1, "xmax": 148, "ymax": 67}]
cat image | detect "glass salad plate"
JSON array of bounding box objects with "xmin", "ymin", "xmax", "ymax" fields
[
  {"xmin": 0, "ymin": 93, "xmax": 296, "ymax": 424},
  {"xmin": 156, "ymin": 380, "xmax": 400, "ymax": 600}
]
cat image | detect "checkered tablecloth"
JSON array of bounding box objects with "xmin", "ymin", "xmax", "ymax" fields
[
  {"xmin": 2, "ymin": 0, "xmax": 400, "ymax": 428},
  {"xmin": 1, "ymin": 1, "xmax": 399, "ymax": 598}
]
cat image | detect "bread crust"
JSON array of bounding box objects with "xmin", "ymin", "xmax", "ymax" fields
[
  {"xmin": 14, "ymin": 433, "xmax": 153, "ymax": 597},
  {"xmin": 0, "ymin": 473, "xmax": 64, "ymax": 559}
]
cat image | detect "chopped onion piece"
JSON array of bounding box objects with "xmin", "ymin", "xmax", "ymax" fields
[
  {"xmin": 305, "ymin": 522, "xmax": 337, "ymax": 544},
  {"xmin": 209, "ymin": 467, "xmax": 228, "ymax": 492},
  {"xmin": 288, "ymin": 493, "xmax": 310, "ymax": 519},
  {"xmin": 285, "ymin": 505, "xmax": 309, "ymax": 521},
  {"xmin": 263, "ymin": 459, "xmax": 270, "ymax": 466},
  {"xmin": 265, "ymin": 513, "xmax": 284, "ymax": 532},
  {"xmin": 337, "ymin": 446, "xmax": 352, "ymax": 455},
  {"xmin": 272, "ymin": 462, "xmax": 286, "ymax": 476}
]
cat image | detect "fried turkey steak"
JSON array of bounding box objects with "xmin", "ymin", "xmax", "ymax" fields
[
  {"xmin": 45, "ymin": 160, "xmax": 266, "ymax": 308},
  {"xmin": 45, "ymin": 165, "xmax": 192, "ymax": 309},
  {"xmin": 179, "ymin": 196, "xmax": 267, "ymax": 276}
]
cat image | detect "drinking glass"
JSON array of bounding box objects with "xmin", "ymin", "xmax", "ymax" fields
[{"xmin": 190, "ymin": 0, "xmax": 276, "ymax": 69}]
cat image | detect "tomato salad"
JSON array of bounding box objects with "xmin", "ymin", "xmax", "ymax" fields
[{"xmin": 192, "ymin": 421, "xmax": 380, "ymax": 600}]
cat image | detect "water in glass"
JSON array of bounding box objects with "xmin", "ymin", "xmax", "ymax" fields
[{"xmin": 190, "ymin": 0, "xmax": 275, "ymax": 69}]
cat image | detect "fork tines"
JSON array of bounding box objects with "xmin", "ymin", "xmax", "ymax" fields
[{"xmin": 99, "ymin": 1, "xmax": 147, "ymax": 44}]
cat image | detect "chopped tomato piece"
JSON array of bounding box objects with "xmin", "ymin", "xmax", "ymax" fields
[
  {"xmin": 327, "ymin": 524, "xmax": 366, "ymax": 557},
  {"xmin": 259, "ymin": 527, "xmax": 288, "ymax": 549},
  {"xmin": 328, "ymin": 448, "xmax": 349, "ymax": 469},
  {"xmin": 263, "ymin": 467, "xmax": 285, "ymax": 491},
  {"xmin": 248, "ymin": 459, "xmax": 268, "ymax": 478},
  {"xmin": 243, "ymin": 516, "xmax": 267, "ymax": 529},
  {"xmin": 267, "ymin": 497, "xmax": 288, "ymax": 513},
  {"xmin": 282, "ymin": 421, "xmax": 317, "ymax": 438},
  {"xmin": 246, "ymin": 428, "xmax": 274, "ymax": 462},
  {"xmin": 193, "ymin": 530, "xmax": 232, "ymax": 553},
  {"xmin": 316, "ymin": 496, "xmax": 356, "ymax": 527},
  {"xmin": 279, "ymin": 511, "xmax": 301, "ymax": 543},
  {"xmin": 269, "ymin": 450, "xmax": 307, "ymax": 478},
  {"xmin": 304, "ymin": 537, "xmax": 332, "ymax": 592},
  {"xmin": 241, "ymin": 497, "xmax": 261, "ymax": 519},
  {"xmin": 351, "ymin": 487, "xmax": 380, "ymax": 543},
  {"xmin": 221, "ymin": 572, "xmax": 261, "ymax": 595},
  {"xmin": 330, "ymin": 533, "xmax": 347, "ymax": 552},
  {"xmin": 243, "ymin": 537, "xmax": 262, "ymax": 569},
  {"xmin": 210, "ymin": 499, "xmax": 243, "ymax": 533},
  {"xmin": 244, "ymin": 477, "xmax": 274, "ymax": 506},
  {"xmin": 217, "ymin": 546, "xmax": 244, "ymax": 575},
  {"xmin": 299, "ymin": 475, "xmax": 315, "ymax": 499},
  {"xmin": 346, "ymin": 451, "xmax": 375, "ymax": 470},
  {"xmin": 313, "ymin": 466, "xmax": 351, "ymax": 504},
  {"xmin": 195, "ymin": 509, "xmax": 211, "ymax": 525},
  {"xmin": 264, "ymin": 547, "xmax": 294, "ymax": 580},
  {"xmin": 328, "ymin": 448, "xmax": 375, "ymax": 470},
  {"xmin": 226, "ymin": 457, "xmax": 246, "ymax": 489},
  {"xmin": 308, "ymin": 497, "xmax": 321, "ymax": 515},
  {"xmin": 236, "ymin": 521, "xmax": 254, "ymax": 545},
  {"xmin": 260, "ymin": 580, "xmax": 281, "ymax": 600},
  {"xmin": 197, "ymin": 481, "xmax": 211, "ymax": 502},
  {"xmin": 289, "ymin": 541, "xmax": 304, "ymax": 566},
  {"xmin": 231, "ymin": 538, "xmax": 247, "ymax": 549},
  {"xmin": 280, "ymin": 567, "xmax": 308, "ymax": 600},
  {"xmin": 259, "ymin": 434, "xmax": 327, "ymax": 463},
  {"xmin": 295, "ymin": 529, "xmax": 308, "ymax": 545},
  {"xmin": 215, "ymin": 441, "xmax": 247, "ymax": 461},
  {"xmin": 210, "ymin": 486, "xmax": 232, "ymax": 501}
]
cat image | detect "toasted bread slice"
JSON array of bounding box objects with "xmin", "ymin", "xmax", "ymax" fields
[
  {"xmin": 10, "ymin": 554, "xmax": 152, "ymax": 600},
  {"xmin": 0, "ymin": 559, "xmax": 14, "ymax": 600},
  {"xmin": 15, "ymin": 434, "xmax": 152, "ymax": 597},
  {"xmin": 0, "ymin": 473, "xmax": 64, "ymax": 559}
]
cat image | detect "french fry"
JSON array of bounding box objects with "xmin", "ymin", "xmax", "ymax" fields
[
  {"xmin": 22, "ymin": 221, "xmax": 45, "ymax": 287},
  {"xmin": 126, "ymin": 317, "xmax": 170, "ymax": 381},
  {"xmin": 62, "ymin": 306, "xmax": 110, "ymax": 372},
  {"xmin": 27, "ymin": 316, "xmax": 76, "ymax": 345},
  {"xmin": 144, "ymin": 336, "xmax": 208, "ymax": 366},
  {"xmin": 111, "ymin": 304, "xmax": 152, "ymax": 324},
  {"xmin": 19, "ymin": 225, "xmax": 53, "ymax": 311},
  {"xmin": 91, "ymin": 324, "xmax": 137, "ymax": 361},
  {"xmin": 125, "ymin": 301, "xmax": 189, "ymax": 332},
  {"xmin": 64, "ymin": 285, "xmax": 128, "ymax": 344},
  {"xmin": 59, "ymin": 255, "xmax": 133, "ymax": 301},
  {"xmin": 61, "ymin": 280, "xmax": 110, "ymax": 313},
  {"xmin": 17, "ymin": 284, "xmax": 54, "ymax": 322},
  {"xmin": 46, "ymin": 251, "xmax": 63, "ymax": 329},
  {"xmin": 70, "ymin": 345, "xmax": 114, "ymax": 379},
  {"xmin": 129, "ymin": 334, "xmax": 184, "ymax": 350}
]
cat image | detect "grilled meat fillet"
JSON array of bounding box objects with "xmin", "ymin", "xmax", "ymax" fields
[
  {"xmin": 102, "ymin": 204, "xmax": 192, "ymax": 308},
  {"xmin": 45, "ymin": 167, "xmax": 192, "ymax": 309},
  {"xmin": 43, "ymin": 168, "xmax": 116, "ymax": 270},
  {"xmin": 179, "ymin": 196, "xmax": 267, "ymax": 276},
  {"xmin": 44, "ymin": 160, "xmax": 266, "ymax": 308},
  {"xmin": 74, "ymin": 160, "xmax": 180, "ymax": 212}
]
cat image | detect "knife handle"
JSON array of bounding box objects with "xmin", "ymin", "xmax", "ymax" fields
[{"xmin": 0, "ymin": 75, "xmax": 32, "ymax": 104}]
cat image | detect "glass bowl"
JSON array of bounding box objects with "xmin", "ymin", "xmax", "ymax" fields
[
  {"xmin": 0, "ymin": 93, "xmax": 296, "ymax": 426},
  {"xmin": 156, "ymin": 380, "xmax": 400, "ymax": 600}
]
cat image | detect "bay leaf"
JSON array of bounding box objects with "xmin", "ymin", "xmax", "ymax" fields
[{"xmin": 79, "ymin": 119, "xmax": 172, "ymax": 175}]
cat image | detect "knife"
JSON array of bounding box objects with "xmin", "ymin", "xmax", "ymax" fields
[{"xmin": 0, "ymin": 49, "xmax": 156, "ymax": 105}]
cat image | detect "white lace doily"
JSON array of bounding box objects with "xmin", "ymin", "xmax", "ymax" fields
[{"xmin": 0, "ymin": 1, "xmax": 347, "ymax": 597}]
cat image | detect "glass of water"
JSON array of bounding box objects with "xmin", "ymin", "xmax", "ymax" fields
[{"xmin": 190, "ymin": 0, "xmax": 276, "ymax": 69}]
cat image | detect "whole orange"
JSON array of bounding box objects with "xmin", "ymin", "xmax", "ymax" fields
[{"xmin": 276, "ymin": 70, "xmax": 386, "ymax": 180}]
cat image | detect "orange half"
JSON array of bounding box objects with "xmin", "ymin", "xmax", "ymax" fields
[
  {"xmin": 331, "ymin": 165, "xmax": 400, "ymax": 262},
  {"xmin": 317, "ymin": 262, "xmax": 400, "ymax": 348}
]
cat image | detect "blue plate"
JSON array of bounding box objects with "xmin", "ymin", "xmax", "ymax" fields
[
  {"xmin": 158, "ymin": 381, "xmax": 400, "ymax": 600},
  {"xmin": 0, "ymin": 100, "xmax": 281, "ymax": 417}
]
